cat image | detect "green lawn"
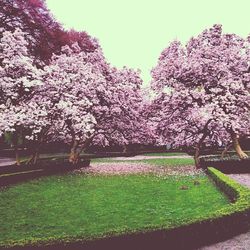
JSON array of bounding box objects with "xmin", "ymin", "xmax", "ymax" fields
[
  {"xmin": 92, "ymin": 157, "xmax": 195, "ymax": 166},
  {"xmin": 141, "ymin": 158, "xmax": 194, "ymax": 166},
  {"xmin": 0, "ymin": 173, "xmax": 229, "ymax": 247},
  {"xmin": 141, "ymin": 152, "xmax": 188, "ymax": 156}
]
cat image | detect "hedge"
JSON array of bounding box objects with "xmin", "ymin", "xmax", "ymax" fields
[
  {"xmin": 200, "ymin": 156, "xmax": 250, "ymax": 173},
  {"xmin": 0, "ymin": 159, "xmax": 91, "ymax": 187},
  {"xmin": 207, "ymin": 167, "xmax": 250, "ymax": 213}
]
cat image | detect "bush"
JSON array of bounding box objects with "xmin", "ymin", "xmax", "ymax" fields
[{"xmin": 207, "ymin": 167, "xmax": 250, "ymax": 215}]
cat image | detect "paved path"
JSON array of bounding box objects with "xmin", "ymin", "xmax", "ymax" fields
[
  {"xmin": 199, "ymin": 231, "xmax": 250, "ymax": 250},
  {"xmin": 200, "ymin": 173, "xmax": 250, "ymax": 250},
  {"xmin": 0, "ymin": 157, "xmax": 15, "ymax": 167},
  {"xmin": 228, "ymin": 174, "xmax": 250, "ymax": 188}
]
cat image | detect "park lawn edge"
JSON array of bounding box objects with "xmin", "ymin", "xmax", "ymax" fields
[{"xmin": 1, "ymin": 168, "xmax": 250, "ymax": 248}]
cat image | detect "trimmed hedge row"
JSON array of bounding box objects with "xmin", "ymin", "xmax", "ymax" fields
[
  {"xmin": 207, "ymin": 167, "xmax": 250, "ymax": 213},
  {"xmin": 0, "ymin": 159, "xmax": 91, "ymax": 187},
  {"xmin": 200, "ymin": 156, "xmax": 250, "ymax": 173},
  {"xmin": 0, "ymin": 158, "xmax": 90, "ymax": 175}
]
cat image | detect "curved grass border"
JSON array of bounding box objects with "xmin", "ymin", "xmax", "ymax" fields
[{"xmin": 1, "ymin": 168, "xmax": 250, "ymax": 250}]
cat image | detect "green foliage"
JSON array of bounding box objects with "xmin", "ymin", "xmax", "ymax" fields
[{"xmin": 0, "ymin": 174, "xmax": 228, "ymax": 247}]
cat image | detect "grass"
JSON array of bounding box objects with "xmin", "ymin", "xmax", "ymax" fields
[
  {"xmin": 0, "ymin": 173, "xmax": 229, "ymax": 247},
  {"xmin": 92, "ymin": 157, "xmax": 195, "ymax": 166},
  {"xmin": 141, "ymin": 158, "xmax": 194, "ymax": 166},
  {"xmin": 19, "ymin": 151, "xmax": 190, "ymax": 162},
  {"xmin": 141, "ymin": 152, "xmax": 188, "ymax": 156}
]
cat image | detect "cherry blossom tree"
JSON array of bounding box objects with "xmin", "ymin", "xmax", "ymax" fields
[
  {"xmin": 151, "ymin": 24, "xmax": 250, "ymax": 167},
  {"xmin": 45, "ymin": 47, "xmax": 148, "ymax": 162},
  {"xmin": 44, "ymin": 43, "xmax": 151, "ymax": 160},
  {"xmin": 0, "ymin": 28, "xmax": 100, "ymax": 165},
  {"xmin": 90, "ymin": 67, "xmax": 150, "ymax": 150},
  {"xmin": 0, "ymin": 27, "xmax": 150, "ymax": 166},
  {"xmin": 0, "ymin": 28, "xmax": 44, "ymax": 165},
  {"xmin": 41, "ymin": 43, "xmax": 109, "ymax": 164}
]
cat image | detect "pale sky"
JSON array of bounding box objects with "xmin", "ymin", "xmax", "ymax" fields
[{"xmin": 46, "ymin": 0, "xmax": 250, "ymax": 85}]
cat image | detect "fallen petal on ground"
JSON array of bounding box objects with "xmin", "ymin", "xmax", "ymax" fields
[{"xmin": 74, "ymin": 162, "xmax": 204, "ymax": 176}]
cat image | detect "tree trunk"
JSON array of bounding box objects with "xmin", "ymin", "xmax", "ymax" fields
[
  {"xmin": 69, "ymin": 152, "xmax": 80, "ymax": 164},
  {"xmin": 25, "ymin": 143, "xmax": 41, "ymax": 165},
  {"xmin": 25, "ymin": 154, "xmax": 34, "ymax": 165},
  {"xmin": 194, "ymin": 133, "xmax": 208, "ymax": 168},
  {"xmin": 33, "ymin": 151, "xmax": 40, "ymax": 165},
  {"xmin": 122, "ymin": 145, "xmax": 128, "ymax": 153},
  {"xmin": 69, "ymin": 140, "xmax": 79, "ymax": 164},
  {"xmin": 231, "ymin": 133, "xmax": 248, "ymax": 159},
  {"xmin": 194, "ymin": 146, "xmax": 201, "ymax": 169},
  {"xmin": 14, "ymin": 146, "xmax": 21, "ymax": 166},
  {"xmin": 221, "ymin": 143, "xmax": 232, "ymax": 159},
  {"xmin": 74, "ymin": 138, "xmax": 93, "ymax": 167}
]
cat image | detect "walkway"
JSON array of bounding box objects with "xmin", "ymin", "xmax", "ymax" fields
[
  {"xmin": 0, "ymin": 157, "xmax": 15, "ymax": 167},
  {"xmin": 200, "ymin": 173, "xmax": 250, "ymax": 250},
  {"xmin": 200, "ymin": 231, "xmax": 250, "ymax": 250},
  {"xmin": 228, "ymin": 173, "xmax": 250, "ymax": 188}
]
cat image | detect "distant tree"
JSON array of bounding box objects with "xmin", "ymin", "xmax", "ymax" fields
[{"xmin": 91, "ymin": 67, "xmax": 154, "ymax": 151}]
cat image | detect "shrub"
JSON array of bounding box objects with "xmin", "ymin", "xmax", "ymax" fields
[
  {"xmin": 200, "ymin": 156, "xmax": 250, "ymax": 173},
  {"xmin": 207, "ymin": 167, "xmax": 250, "ymax": 215}
]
